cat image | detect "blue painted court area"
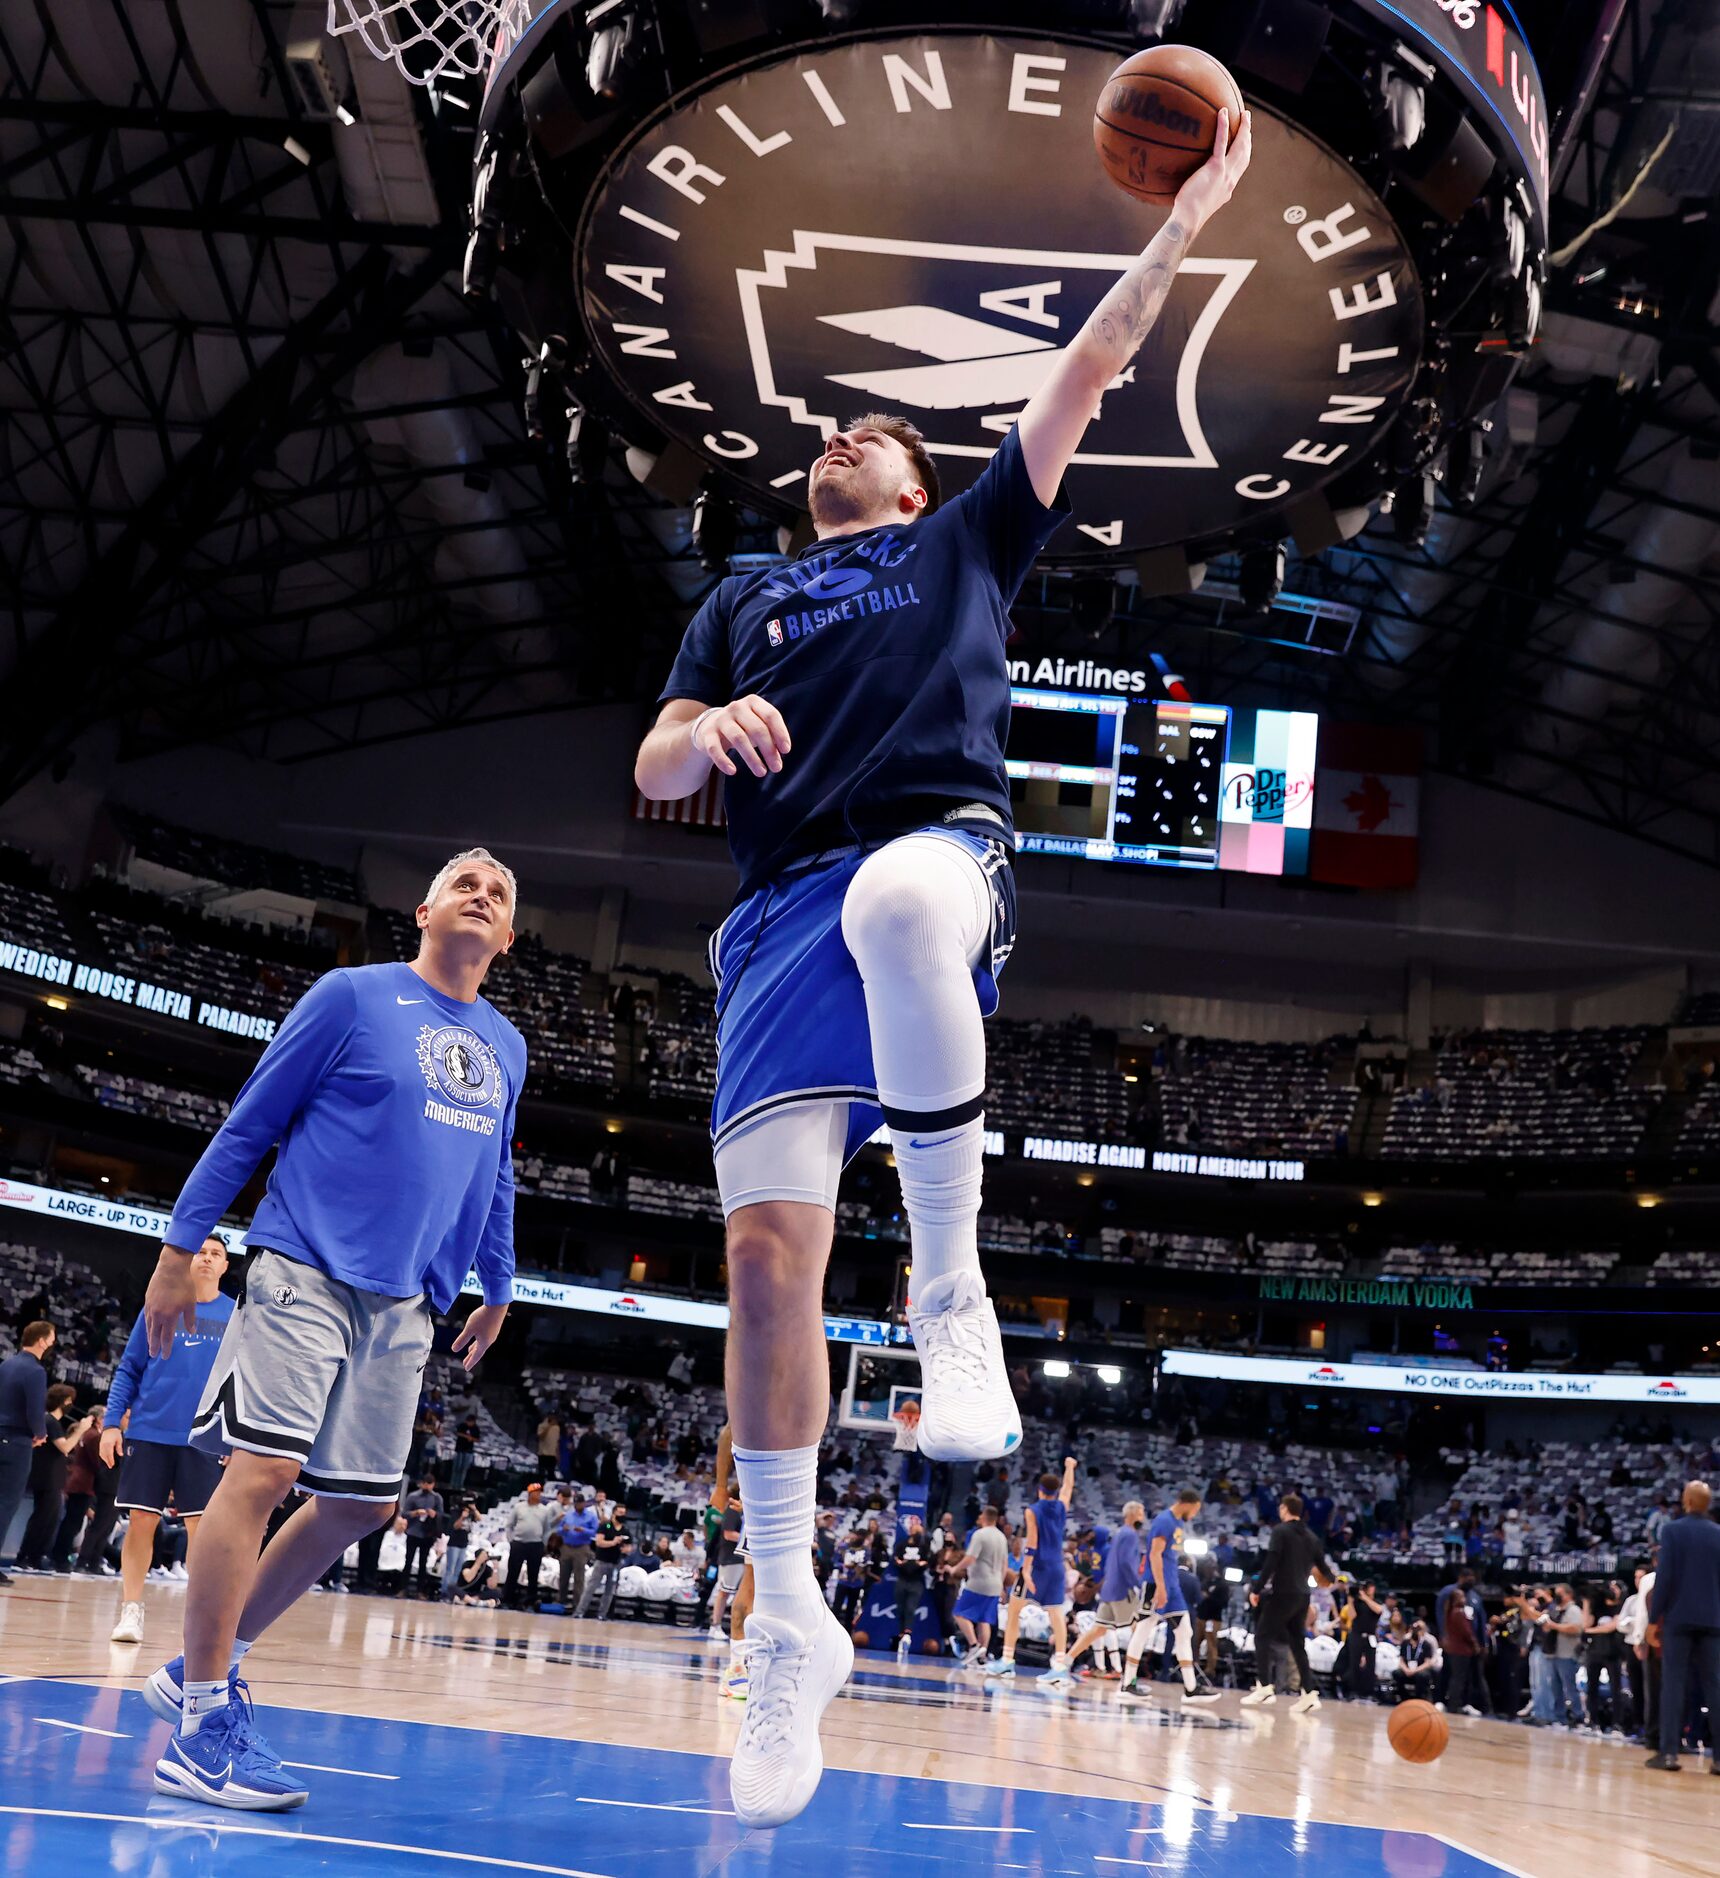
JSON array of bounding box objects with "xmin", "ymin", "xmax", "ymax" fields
[{"xmin": 0, "ymin": 1677, "xmax": 1507, "ymax": 1877}]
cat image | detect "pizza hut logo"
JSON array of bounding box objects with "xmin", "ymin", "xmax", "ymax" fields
[
  {"xmin": 1309, "ymin": 1365, "xmax": 1343, "ymax": 1381},
  {"xmin": 609, "ymin": 1296, "xmax": 646, "ymax": 1316},
  {"xmin": 578, "ymin": 32, "xmax": 1421, "ymax": 558},
  {"xmin": 1648, "ymin": 1380, "xmax": 1688, "ymax": 1399}
]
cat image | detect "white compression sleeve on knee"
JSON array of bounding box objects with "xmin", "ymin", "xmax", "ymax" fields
[{"xmin": 841, "ymin": 838, "xmax": 991, "ymax": 1294}]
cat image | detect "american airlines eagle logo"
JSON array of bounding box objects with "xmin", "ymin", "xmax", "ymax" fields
[{"xmin": 737, "ymin": 234, "xmax": 1254, "ymax": 479}]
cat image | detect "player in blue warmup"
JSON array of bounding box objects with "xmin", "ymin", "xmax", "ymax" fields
[
  {"xmin": 1121, "ymin": 1489, "xmax": 1221, "ymax": 1705},
  {"xmin": 1069, "ymin": 1499, "xmax": 1145, "ymax": 1681},
  {"xmin": 634, "ymin": 111, "xmax": 1253, "ymax": 1829},
  {"xmin": 137, "ymin": 849, "xmax": 526, "ymax": 1813},
  {"xmin": 986, "ymin": 1457, "xmax": 1078, "ymax": 1683},
  {"xmin": 103, "ymin": 1235, "xmax": 235, "ymax": 1648}
]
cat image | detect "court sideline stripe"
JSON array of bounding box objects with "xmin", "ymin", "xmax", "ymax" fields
[
  {"xmin": 1432, "ymin": 1834, "xmax": 1540, "ymax": 1878},
  {"xmin": 36, "ymin": 1718, "xmax": 128, "ymax": 1738},
  {"xmin": 902, "ymin": 1822, "xmax": 1035, "ymax": 1832},
  {"xmin": 0, "ymin": 1808, "xmax": 613, "ymax": 1876},
  {"xmin": 280, "ymin": 1760, "xmax": 399, "ymax": 1779},
  {"xmin": 574, "ymin": 1797, "xmax": 735, "ymax": 1816}
]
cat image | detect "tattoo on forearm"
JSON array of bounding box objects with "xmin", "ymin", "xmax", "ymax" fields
[{"xmin": 1086, "ymin": 219, "xmax": 1190, "ymax": 367}]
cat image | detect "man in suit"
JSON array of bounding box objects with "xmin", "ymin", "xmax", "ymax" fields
[{"xmin": 1645, "ymin": 1480, "xmax": 1720, "ymax": 1773}]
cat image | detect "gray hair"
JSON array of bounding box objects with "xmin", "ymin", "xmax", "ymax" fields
[{"xmin": 424, "ymin": 846, "xmax": 517, "ymax": 912}]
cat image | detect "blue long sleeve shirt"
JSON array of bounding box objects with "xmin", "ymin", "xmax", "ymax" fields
[
  {"xmin": 104, "ymin": 1292, "xmax": 235, "ymax": 1445},
  {"xmin": 164, "ymin": 963, "xmax": 527, "ymax": 1313}
]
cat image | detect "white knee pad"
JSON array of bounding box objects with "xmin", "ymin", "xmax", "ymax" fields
[
  {"xmin": 840, "ymin": 835, "xmax": 990, "ymax": 985},
  {"xmin": 1130, "ymin": 1617, "xmax": 1162, "ymax": 1658},
  {"xmin": 1171, "ymin": 1613, "xmax": 1193, "ymax": 1661}
]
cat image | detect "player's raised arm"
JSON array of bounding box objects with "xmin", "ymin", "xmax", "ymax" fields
[{"xmin": 1015, "ymin": 108, "xmax": 1253, "ymax": 508}]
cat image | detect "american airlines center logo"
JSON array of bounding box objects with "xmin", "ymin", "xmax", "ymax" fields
[{"xmin": 578, "ymin": 33, "xmax": 1422, "ymax": 556}]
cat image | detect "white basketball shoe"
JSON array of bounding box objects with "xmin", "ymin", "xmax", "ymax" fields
[
  {"xmin": 728, "ymin": 1608, "xmax": 854, "ymax": 1828},
  {"xmin": 907, "ymin": 1271, "xmax": 1022, "ymax": 1462},
  {"xmin": 111, "ymin": 1602, "xmax": 146, "ymax": 1644}
]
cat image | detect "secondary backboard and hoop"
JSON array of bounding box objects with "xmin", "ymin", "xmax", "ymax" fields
[{"xmin": 836, "ymin": 1343, "xmax": 923, "ymax": 1436}]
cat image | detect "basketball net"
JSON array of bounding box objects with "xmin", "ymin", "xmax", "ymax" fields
[
  {"xmin": 326, "ymin": 0, "xmax": 526, "ymax": 88},
  {"xmin": 890, "ymin": 1400, "xmax": 922, "ymax": 1455}
]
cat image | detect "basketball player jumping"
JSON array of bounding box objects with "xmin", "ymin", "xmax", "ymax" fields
[
  {"xmin": 136, "ymin": 850, "xmax": 525, "ymax": 1811},
  {"xmin": 635, "ymin": 112, "xmax": 1252, "ymax": 1827}
]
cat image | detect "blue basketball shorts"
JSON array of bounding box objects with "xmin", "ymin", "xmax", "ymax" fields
[
  {"xmin": 954, "ymin": 1588, "xmax": 1000, "ymax": 1627},
  {"xmin": 707, "ymin": 821, "xmax": 1016, "ymax": 1210}
]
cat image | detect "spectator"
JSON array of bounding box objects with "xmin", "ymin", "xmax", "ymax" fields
[
  {"xmin": 450, "ymin": 1413, "xmax": 479, "ymax": 1493},
  {"xmin": 556, "ymin": 1493, "xmax": 600, "ymax": 1609},
  {"xmin": 0, "ymin": 1320, "xmax": 54, "ymax": 1584},
  {"xmin": 1439, "ymin": 1587, "xmax": 1485, "ymax": 1716},
  {"xmin": 891, "ymin": 1514, "xmax": 930, "ymax": 1649},
  {"xmin": 51, "ymin": 1403, "xmax": 106, "ymax": 1573},
  {"xmin": 1619, "ymin": 1563, "xmax": 1654, "ymax": 1742},
  {"xmin": 1394, "ymin": 1620, "xmax": 1439, "ymax": 1703},
  {"xmin": 455, "ymin": 1546, "xmax": 500, "ymax": 1606},
  {"xmin": 1644, "ymin": 1480, "xmax": 1720, "ymax": 1773},
  {"xmin": 1537, "ymin": 1584, "xmax": 1587, "ymax": 1727},
  {"xmin": 1584, "ymin": 1581, "xmax": 1629, "ymax": 1733},
  {"xmin": 17, "ymin": 1384, "xmax": 96, "ymax": 1571},
  {"xmin": 576, "ymin": 1504, "xmax": 628, "ymax": 1620},
  {"xmin": 671, "ymin": 1528, "xmax": 706, "ymax": 1579},
  {"xmin": 440, "ymin": 1500, "xmax": 479, "ymax": 1601},
  {"xmin": 503, "ymin": 1481, "xmax": 555, "ymax": 1610},
  {"xmin": 536, "ymin": 1412, "xmax": 561, "ymax": 1482},
  {"xmin": 831, "ymin": 1533, "xmax": 868, "ymax": 1632},
  {"xmin": 401, "ymin": 1474, "xmax": 444, "ymax": 1598},
  {"xmin": 74, "ymin": 1405, "xmax": 123, "ymax": 1577}
]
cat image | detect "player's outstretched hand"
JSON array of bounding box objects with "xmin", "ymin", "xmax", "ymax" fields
[
  {"xmin": 454, "ymin": 1302, "xmax": 510, "ymax": 1372},
  {"xmin": 696, "ymin": 695, "xmax": 792, "ymax": 778},
  {"xmin": 1171, "ymin": 107, "xmax": 1253, "ymax": 232},
  {"xmin": 143, "ymin": 1246, "xmax": 200, "ymax": 1358}
]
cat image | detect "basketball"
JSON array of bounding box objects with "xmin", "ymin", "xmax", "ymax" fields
[
  {"xmin": 922, "ymin": 1639, "xmax": 943, "ymax": 1657},
  {"xmin": 1386, "ymin": 1700, "xmax": 1449, "ymax": 1764},
  {"xmin": 852, "ymin": 1630, "xmax": 870, "ymax": 1649},
  {"xmin": 1093, "ymin": 45, "xmax": 1244, "ymax": 205}
]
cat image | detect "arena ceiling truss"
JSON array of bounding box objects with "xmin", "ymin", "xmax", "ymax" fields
[{"xmin": 0, "ymin": 0, "xmax": 1716, "ymax": 864}]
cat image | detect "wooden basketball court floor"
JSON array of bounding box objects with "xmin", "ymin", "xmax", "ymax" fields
[{"xmin": 0, "ymin": 1575, "xmax": 1710, "ymax": 1878}]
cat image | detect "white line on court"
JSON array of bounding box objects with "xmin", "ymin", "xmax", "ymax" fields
[
  {"xmin": 0, "ymin": 1808, "xmax": 614, "ymax": 1876},
  {"xmin": 1094, "ymin": 1860, "xmax": 1168, "ymax": 1869},
  {"xmin": 574, "ymin": 1797, "xmax": 736, "ymax": 1816},
  {"xmin": 280, "ymin": 1761, "xmax": 399, "ymax": 1780},
  {"xmin": 1432, "ymin": 1835, "xmax": 1540, "ymax": 1878},
  {"xmin": 36, "ymin": 1718, "xmax": 128, "ymax": 1738},
  {"xmin": 903, "ymin": 1822, "xmax": 1035, "ymax": 1833}
]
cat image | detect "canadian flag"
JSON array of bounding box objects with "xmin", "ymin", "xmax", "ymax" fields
[{"xmin": 1310, "ymin": 725, "xmax": 1422, "ymax": 889}]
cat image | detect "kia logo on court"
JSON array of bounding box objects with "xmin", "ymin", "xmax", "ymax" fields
[{"xmin": 579, "ymin": 32, "xmax": 1422, "ymax": 555}]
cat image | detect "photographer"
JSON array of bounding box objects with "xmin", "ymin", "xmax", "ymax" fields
[
  {"xmin": 454, "ymin": 1545, "xmax": 500, "ymax": 1606},
  {"xmin": 1392, "ymin": 1619, "xmax": 1440, "ymax": 1704},
  {"xmin": 1335, "ymin": 1580, "xmax": 1383, "ymax": 1701},
  {"xmin": 1583, "ymin": 1580, "xmax": 1629, "ymax": 1733},
  {"xmin": 440, "ymin": 1499, "xmax": 479, "ymax": 1602}
]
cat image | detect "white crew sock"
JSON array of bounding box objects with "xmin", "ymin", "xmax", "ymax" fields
[
  {"xmin": 179, "ymin": 1679, "xmax": 231, "ymax": 1736},
  {"xmin": 231, "ymin": 1638, "xmax": 253, "ymax": 1670},
  {"xmin": 1173, "ymin": 1614, "xmax": 1196, "ymax": 1691},
  {"xmin": 893, "ymin": 1119, "xmax": 986, "ymax": 1297},
  {"xmin": 731, "ymin": 1444, "xmax": 826, "ymax": 1638}
]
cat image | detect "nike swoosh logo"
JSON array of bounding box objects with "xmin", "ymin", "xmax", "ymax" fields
[{"xmin": 397, "ymin": 996, "xmax": 424, "ymax": 1005}]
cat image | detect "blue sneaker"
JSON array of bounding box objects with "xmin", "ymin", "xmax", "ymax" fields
[
  {"xmin": 154, "ymin": 1692, "xmax": 308, "ymax": 1811},
  {"xmin": 142, "ymin": 1656, "xmax": 242, "ymax": 1725}
]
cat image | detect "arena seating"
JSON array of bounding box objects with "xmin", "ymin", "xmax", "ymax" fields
[
  {"xmin": 1644, "ymin": 1247, "xmax": 1720, "ymax": 1286},
  {"xmin": 72, "ymin": 1062, "xmax": 228, "ymax": 1134},
  {"xmin": 1676, "ymin": 1073, "xmax": 1720, "ymax": 1158},
  {"xmin": 1152, "ymin": 1035, "xmax": 1358, "ymax": 1157},
  {"xmin": 1411, "ymin": 1438, "xmax": 1699, "ymax": 1566},
  {"xmin": 419, "ymin": 1353, "xmax": 536, "ymax": 1476},
  {"xmin": 1097, "ymin": 1229, "xmax": 1344, "ymax": 1276},
  {"xmin": 0, "ymin": 875, "xmax": 76, "ymax": 959},
  {"xmin": 0, "ymin": 1241, "xmax": 126, "ymax": 1393},
  {"xmin": 642, "ymin": 978, "xmax": 719, "ymax": 1111},
  {"xmin": 114, "ymin": 809, "xmax": 361, "ymax": 905},
  {"xmin": 985, "ymin": 1016, "xmax": 1133, "ymax": 1142},
  {"xmin": 1382, "ymin": 1026, "xmax": 1659, "ymax": 1160},
  {"xmin": 89, "ymin": 905, "xmax": 322, "ymax": 1022},
  {"xmin": 0, "ymin": 1040, "xmax": 54, "ymax": 1095},
  {"xmin": 480, "ymin": 934, "xmax": 618, "ymax": 1095}
]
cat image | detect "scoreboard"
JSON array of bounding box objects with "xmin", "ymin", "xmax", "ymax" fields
[{"xmin": 1007, "ymin": 688, "xmax": 1319, "ymax": 876}]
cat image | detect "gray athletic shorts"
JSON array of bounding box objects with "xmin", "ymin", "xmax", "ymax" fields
[
  {"xmin": 190, "ymin": 1247, "xmax": 432, "ymax": 1502},
  {"xmin": 1097, "ymin": 1592, "xmax": 1143, "ymax": 1629}
]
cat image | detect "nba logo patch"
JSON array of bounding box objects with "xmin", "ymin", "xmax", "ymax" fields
[{"xmin": 766, "ymin": 619, "xmax": 783, "ymax": 647}]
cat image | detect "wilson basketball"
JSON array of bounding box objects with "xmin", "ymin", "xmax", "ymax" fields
[
  {"xmin": 1386, "ymin": 1699, "xmax": 1450, "ymax": 1763},
  {"xmin": 851, "ymin": 1630, "xmax": 869, "ymax": 1649},
  {"xmin": 1094, "ymin": 45, "xmax": 1244, "ymax": 205}
]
